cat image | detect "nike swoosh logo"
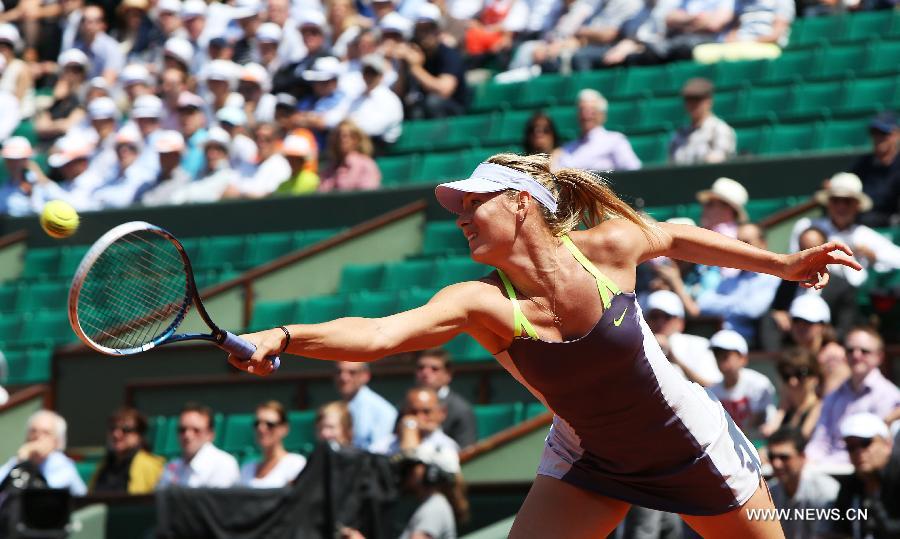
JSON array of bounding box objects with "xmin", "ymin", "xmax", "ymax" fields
[{"xmin": 613, "ymin": 308, "xmax": 628, "ymax": 327}]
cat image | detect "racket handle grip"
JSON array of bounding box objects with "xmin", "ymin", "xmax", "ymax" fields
[{"xmin": 221, "ymin": 331, "xmax": 281, "ymax": 371}]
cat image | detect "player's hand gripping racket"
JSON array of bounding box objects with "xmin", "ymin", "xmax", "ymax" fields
[{"xmin": 67, "ymin": 221, "xmax": 280, "ymax": 370}]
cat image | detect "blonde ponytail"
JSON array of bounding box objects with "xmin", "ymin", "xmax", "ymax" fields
[{"xmin": 486, "ymin": 153, "xmax": 657, "ymax": 238}]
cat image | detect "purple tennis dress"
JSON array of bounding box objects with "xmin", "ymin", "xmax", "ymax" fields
[{"xmin": 493, "ymin": 236, "xmax": 762, "ymax": 516}]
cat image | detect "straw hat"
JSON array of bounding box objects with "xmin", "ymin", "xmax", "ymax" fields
[
  {"xmin": 696, "ymin": 177, "xmax": 749, "ymax": 223},
  {"xmin": 814, "ymin": 172, "xmax": 872, "ymax": 212}
]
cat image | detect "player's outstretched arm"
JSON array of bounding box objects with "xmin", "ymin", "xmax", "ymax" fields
[{"xmin": 227, "ymin": 282, "xmax": 486, "ymax": 376}]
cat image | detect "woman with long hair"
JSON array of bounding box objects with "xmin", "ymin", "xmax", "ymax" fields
[
  {"xmin": 318, "ymin": 119, "xmax": 381, "ymax": 192},
  {"xmin": 315, "ymin": 401, "xmax": 354, "ymax": 448},
  {"xmin": 91, "ymin": 408, "xmax": 164, "ymax": 494},
  {"xmin": 229, "ymin": 153, "xmax": 860, "ymax": 537},
  {"xmin": 239, "ymin": 401, "xmax": 307, "ymax": 488},
  {"xmin": 761, "ymin": 349, "xmax": 823, "ymax": 441}
]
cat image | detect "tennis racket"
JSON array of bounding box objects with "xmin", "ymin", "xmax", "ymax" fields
[{"xmin": 67, "ymin": 221, "xmax": 280, "ymax": 369}]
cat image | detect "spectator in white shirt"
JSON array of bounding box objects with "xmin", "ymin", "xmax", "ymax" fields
[
  {"xmin": 216, "ymin": 106, "xmax": 259, "ymax": 176},
  {"xmin": 91, "ymin": 127, "xmax": 155, "ymax": 209},
  {"xmin": 138, "ymin": 130, "xmax": 193, "ymax": 206},
  {"xmin": 669, "ymin": 78, "xmax": 736, "ymax": 165},
  {"xmin": 709, "ymin": 329, "xmax": 777, "ymax": 437},
  {"xmin": 158, "ymin": 403, "xmax": 239, "ymax": 488},
  {"xmin": 372, "ymin": 387, "xmax": 460, "ymax": 456},
  {"xmin": 238, "ymin": 62, "xmax": 277, "ymax": 127},
  {"xmin": 790, "ymin": 172, "xmax": 900, "ymax": 288},
  {"xmin": 171, "ymin": 126, "xmax": 238, "ymax": 204},
  {"xmin": 645, "ymin": 290, "xmax": 722, "ymax": 387},
  {"xmin": 222, "ymin": 122, "xmax": 291, "ymax": 199},
  {"xmin": 555, "ymin": 89, "xmax": 641, "ymax": 171},
  {"xmin": 239, "ymin": 401, "xmax": 307, "ymax": 488},
  {"xmin": 347, "ymin": 53, "xmax": 403, "ymax": 147},
  {"xmin": 0, "ymin": 54, "xmax": 22, "ymax": 142}
]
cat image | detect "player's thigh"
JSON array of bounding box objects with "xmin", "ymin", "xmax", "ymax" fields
[
  {"xmin": 680, "ymin": 478, "xmax": 785, "ymax": 539},
  {"xmin": 509, "ymin": 474, "xmax": 631, "ymax": 539}
]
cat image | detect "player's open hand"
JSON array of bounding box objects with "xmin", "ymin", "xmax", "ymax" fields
[
  {"xmin": 227, "ymin": 328, "xmax": 285, "ymax": 376},
  {"xmin": 780, "ymin": 241, "xmax": 862, "ymax": 289}
]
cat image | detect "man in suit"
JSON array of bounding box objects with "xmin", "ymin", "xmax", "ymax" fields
[{"xmin": 414, "ymin": 348, "xmax": 477, "ymax": 449}]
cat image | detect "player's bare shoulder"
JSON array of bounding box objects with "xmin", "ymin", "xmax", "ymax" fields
[{"xmin": 569, "ymin": 219, "xmax": 652, "ymax": 268}]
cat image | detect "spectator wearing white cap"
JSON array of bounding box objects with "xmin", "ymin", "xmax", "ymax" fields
[
  {"xmin": 708, "ymin": 329, "xmax": 776, "ymax": 437},
  {"xmin": 805, "ymin": 327, "xmax": 900, "ymax": 467},
  {"xmin": 697, "ymin": 177, "xmax": 748, "ymax": 239},
  {"xmin": 172, "ymin": 126, "xmax": 239, "ymax": 204},
  {"xmin": 35, "ymin": 49, "xmax": 89, "ymax": 139},
  {"xmin": 201, "ymin": 59, "xmax": 240, "ymax": 112},
  {"xmin": 696, "ymin": 223, "xmax": 780, "ymax": 344},
  {"xmin": 91, "ymin": 127, "xmax": 156, "ymax": 209},
  {"xmin": 326, "ymin": 0, "xmax": 368, "ymax": 60},
  {"xmin": 156, "ymin": 0, "xmax": 187, "ymax": 38},
  {"xmin": 222, "ymin": 122, "xmax": 292, "ymax": 199},
  {"xmin": 84, "ymin": 95, "xmax": 121, "ymax": 184},
  {"xmin": 274, "ymin": 134, "xmax": 320, "ymax": 195},
  {"xmin": 784, "ymin": 294, "xmax": 832, "ymax": 355},
  {"xmin": 0, "ymin": 23, "xmax": 34, "ymax": 118},
  {"xmin": 271, "ymin": 11, "xmax": 332, "ymax": 99},
  {"xmin": 138, "ymin": 130, "xmax": 192, "ymax": 206},
  {"xmin": 644, "ymin": 290, "xmax": 721, "ymax": 387},
  {"xmin": 182, "ymin": 0, "xmax": 211, "ymax": 52},
  {"xmin": 394, "ymin": 4, "xmax": 468, "ymax": 120},
  {"xmin": 346, "ymin": 53, "xmax": 403, "ymax": 146},
  {"xmin": 216, "ymin": 106, "xmax": 258, "ymax": 176},
  {"xmin": 255, "ymin": 22, "xmax": 284, "ymax": 73},
  {"xmin": 790, "ymin": 172, "xmax": 900, "ymax": 288},
  {"xmin": 237, "ymin": 62, "xmax": 277, "ymax": 127},
  {"xmin": 232, "ymin": 0, "xmax": 263, "ymax": 65},
  {"xmin": 297, "ymin": 56, "xmax": 351, "ymax": 147},
  {"xmin": 555, "ymin": 90, "xmax": 641, "ymax": 172},
  {"xmin": 176, "ymin": 91, "xmax": 210, "ymax": 178},
  {"xmin": 40, "ymin": 135, "xmax": 103, "ymax": 211},
  {"xmin": 0, "ymin": 137, "xmax": 49, "ymax": 216},
  {"xmin": 119, "ymin": 63, "xmax": 154, "ymax": 106},
  {"xmin": 263, "ymin": 0, "xmax": 306, "ymax": 64},
  {"xmin": 74, "ymin": 5, "xmax": 125, "ymax": 85},
  {"xmin": 130, "ymin": 94, "xmax": 165, "ymax": 175},
  {"xmin": 762, "ymin": 225, "xmax": 860, "ymax": 351},
  {"xmin": 826, "ymin": 413, "xmax": 900, "ymax": 538},
  {"xmin": 163, "ymin": 36, "xmax": 195, "ymax": 75}
]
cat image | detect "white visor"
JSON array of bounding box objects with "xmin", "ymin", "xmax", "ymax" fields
[{"xmin": 435, "ymin": 162, "xmax": 558, "ymax": 215}]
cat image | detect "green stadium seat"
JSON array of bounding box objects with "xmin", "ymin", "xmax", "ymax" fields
[
  {"xmin": 788, "ymin": 16, "xmax": 845, "ymax": 49},
  {"xmin": 285, "ymin": 410, "xmax": 316, "ymax": 453},
  {"xmin": 759, "ymin": 123, "xmax": 820, "ymax": 155},
  {"xmin": 712, "ymin": 61, "xmax": 766, "ymax": 91},
  {"xmin": 838, "ymin": 76, "xmax": 898, "ymax": 115},
  {"xmin": 630, "ymin": 134, "xmax": 669, "ymax": 165},
  {"xmin": 604, "ymin": 100, "xmax": 642, "ymax": 133},
  {"xmin": 151, "ymin": 416, "xmax": 173, "ymax": 455},
  {"xmin": 339, "ymin": 263, "xmax": 384, "ymax": 293},
  {"xmin": 614, "ymin": 65, "xmax": 667, "ymax": 99},
  {"xmin": 75, "ymin": 461, "xmax": 98, "ymax": 486},
  {"xmin": 732, "ymin": 86, "xmax": 789, "ymax": 124},
  {"xmin": 0, "ymin": 285, "xmax": 17, "ymax": 312},
  {"xmin": 634, "ymin": 97, "xmax": 684, "ymax": 132},
  {"xmin": 788, "ymin": 80, "xmax": 845, "ymax": 119},
  {"xmin": 817, "ymin": 119, "xmax": 869, "ymax": 151},
  {"xmin": 470, "ymin": 80, "xmax": 523, "ymax": 112},
  {"xmin": 194, "ymin": 236, "xmax": 246, "ymax": 272},
  {"xmin": 347, "ymin": 290, "xmax": 397, "ymax": 318},
  {"xmin": 523, "ymin": 402, "xmax": 549, "ymax": 419},
  {"xmin": 146, "ymin": 415, "xmax": 165, "ymax": 451},
  {"xmin": 841, "ymin": 12, "xmax": 894, "ymax": 42},
  {"xmin": 745, "ymin": 198, "xmax": 794, "ymax": 221},
  {"xmin": 546, "ymin": 106, "xmax": 579, "ymax": 140},
  {"xmin": 16, "ymin": 282, "xmax": 69, "ymax": 312},
  {"xmin": 19, "ymin": 310, "xmax": 73, "ymax": 346},
  {"xmin": 250, "ymin": 300, "xmax": 299, "ymax": 331},
  {"xmin": 7, "ymin": 347, "xmax": 52, "ymax": 384},
  {"xmin": 58, "ymin": 246, "xmax": 90, "ymax": 278},
  {"xmin": 570, "ymin": 69, "xmax": 620, "ymax": 97},
  {"xmin": 667, "ymin": 62, "xmax": 717, "ymax": 92},
  {"xmin": 474, "ymin": 403, "xmax": 524, "ymax": 439},
  {"xmin": 417, "ymin": 150, "xmax": 476, "ymax": 183},
  {"xmin": 713, "ymin": 90, "xmax": 743, "ymax": 119},
  {"xmin": 297, "ymin": 295, "xmax": 347, "ymax": 323},
  {"xmin": 444, "ymin": 334, "xmax": 490, "ymax": 362},
  {"xmin": 808, "ymin": 44, "xmax": 866, "ymax": 81},
  {"xmin": 517, "ymin": 74, "xmax": 571, "ymax": 108},
  {"xmin": 179, "ymin": 238, "xmax": 202, "ymax": 262},
  {"xmin": 246, "ymin": 232, "xmax": 294, "ymax": 267},
  {"xmin": 397, "ymin": 287, "xmax": 438, "ymax": 312},
  {"xmin": 381, "ymin": 259, "xmax": 435, "ymax": 291},
  {"xmin": 735, "ymin": 125, "xmax": 765, "ymax": 156},
  {"xmin": 863, "ymin": 40, "xmax": 900, "ymax": 76},
  {"xmin": 377, "ymin": 155, "xmax": 421, "ymax": 187},
  {"xmin": 431, "ymin": 258, "xmax": 490, "ymax": 288},
  {"xmin": 0, "ymin": 317, "xmax": 20, "ymax": 347},
  {"xmin": 12, "ymin": 120, "xmax": 37, "ymax": 145},
  {"xmin": 486, "ymin": 110, "xmax": 533, "ymax": 147},
  {"xmin": 295, "ymin": 228, "xmax": 338, "ymax": 248},
  {"xmin": 423, "ymin": 221, "xmax": 467, "ymax": 256},
  {"xmin": 441, "ymin": 114, "xmax": 496, "ymax": 151},
  {"xmin": 221, "ymin": 414, "xmax": 257, "ymax": 455},
  {"xmin": 389, "ymin": 119, "xmax": 442, "ymax": 154},
  {"xmin": 22, "ymin": 249, "xmax": 61, "ymax": 279},
  {"xmin": 763, "ymin": 50, "xmax": 817, "ymax": 84}
]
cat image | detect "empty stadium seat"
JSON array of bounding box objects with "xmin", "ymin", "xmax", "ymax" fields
[
  {"xmin": 615, "ymin": 65, "xmax": 666, "ymax": 99},
  {"xmin": 735, "ymin": 125, "xmax": 766, "ymax": 155},
  {"xmin": 441, "ymin": 114, "xmax": 497, "ymax": 151},
  {"xmin": 390, "ymin": 119, "xmax": 442, "ymax": 154},
  {"xmin": 470, "ymin": 80, "xmax": 522, "ymax": 112},
  {"xmin": 285, "ymin": 410, "xmax": 316, "ymax": 453},
  {"xmin": 760, "ymin": 123, "xmax": 820, "ymax": 155},
  {"xmin": 381, "ymin": 259, "xmax": 435, "ymax": 291},
  {"xmin": 634, "ymin": 97, "xmax": 684, "ymax": 132},
  {"xmin": 377, "ymin": 155, "xmax": 420, "ymax": 187},
  {"xmin": 788, "ymin": 80, "xmax": 845, "ymax": 119},
  {"xmin": 474, "ymin": 403, "xmax": 524, "ymax": 440},
  {"xmin": 809, "ymin": 44, "xmax": 866, "ymax": 81},
  {"xmin": 346, "ymin": 291, "xmax": 397, "ymax": 318},
  {"xmin": 22, "ymin": 249, "xmax": 60, "ymax": 279},
  {"xmin": 630, "ymin": 134, "xmax": 669, "ymax": 165},
  {"xmin": 16, "ymin": 282, "xmax": 69, "ymax": 312},
  {"xmin": 250, "ymin": 300, "xmax": 299, "ymax": 331},
  {"xmin": 18, "ymin": 310, "xmax": 73, "ymax": 346},
  {"xmin": 396, "ymin": 287, "xmax": 438, "ymax": 312},
  {"xmin": 58, "ymin": 246, "xmax": 90, "ymax": 278},
  {"xmin": 841, "ymin": 11, "xmax": 894, "ymax": 42},
  {"xmin": 863, "ymin": 40, "xmax": 900, "ymax": 76},
  {"xmin": 763, "ymin": 50, "xmax": 817, "ymax": 84},
  {"xmin": 788, "ymin": 16, "xmax": 844, "ymax": 49},
  {"xmin": 517, "ymin": 74, "xmax": 570, "ymax": 108},
  {"xmin": 0, "ymin": 317, "xmax": 20, "ymax": 347},
  {"xmin": 818, "ymin": 119, "xmax": 870, "ymax": 151},
  {"xmin": 194, "ymin": 236, "xmax": 246, "ymax": 272},
  {"xmin": 422, "ymin": 221, "xmax": 467, "ymax": 256},
  {"xmin": 838, "ymin": 75, "xmax": 899, "ymax": 115},
  {"xmin": 712, "ymin": 60, "xmax": 765, "ymax": 91},
  {"xmin": 0, "ymin": 285, "xmax": 17, "ymax": 312},
  {"xmin": 431, "ymin": 258, "xmax": 490, "ymax": 288},
  {"xmin": 339, "ymin": 263, "xmax": 384, "ymax": 293},
  {"xmin": 6, "ymin": 347, "xmax": 52, "ymax": 385},
  {"xmin": 221, "ymin": 414, "xmax": 257, "ymax": 455},
  {"xmin": 444, "ymin": 334, "xmax": 490, "ymax": 363},
  {"xmin": 297, "ymin": 296, "xmax": 347, "ymax": 323},
  {"xmin": 245, "ymin": 232, "xmax": 295, "ymax": 267},
  {"xmin": 570, "ymin": 69, "xmax": 619, "ymax": 98}
]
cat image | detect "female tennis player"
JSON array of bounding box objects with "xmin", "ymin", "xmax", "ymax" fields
[{"xmin": 228, "ymin": 153, "xmax": 861, "ymax": 538}]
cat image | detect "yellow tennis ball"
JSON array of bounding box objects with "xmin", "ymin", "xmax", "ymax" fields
[{"xmin": 40, "ymin": 200, "xmax": 80, "ymax": 239}]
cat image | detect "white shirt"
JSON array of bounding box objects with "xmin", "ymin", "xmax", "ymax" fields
[
  {"xmin": 170, "ymin": 164, "xmax": 238, "ymax": 204},
  {"xmin": 229, "ymin": 153, "xmax": 292, "ymax": 197},
  {"xmin": 239, "ymin": 453, "xmax": 307, "ymax": 488},
  {"xmin": 669, "ymin": 332, "xmax": 723, "ymax": 385},
  {"xmin": 158, "ymin": 442, "xmax": 240, "ymax": 488},
  {"xmin": 709, "ymin": 368, "xmax": 776, "ymax": 433},
  {"xmin": 370, "ymin": 428, "xmax": 461, "ymax": 456},
  {"xmin": 790, "ymin": 216, "xmax": 900, "ymax": 286},
  {"xmin": 347, "ymin": 86, "xmax": 404, "ymax": 143}
]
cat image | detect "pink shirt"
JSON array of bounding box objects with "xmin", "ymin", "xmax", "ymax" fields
[{"xmin": 318, "ymin": 152, "xmax": 382, "ymax": 192}]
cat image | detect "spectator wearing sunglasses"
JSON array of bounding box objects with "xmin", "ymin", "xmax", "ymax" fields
[
  {"xmin": 806, "ymin": 327, "xmax": 900, "ymax": 467},
  {"xmin": 240, "ymin": 401, "xmax": 306, "ymax": 488},
  {"xmin": 157, "ymin": 402, "xmax": 239, "ymax": 488},
  {"xmin": 766, "ymin": 427, "xmax": 839, "ymax": 539},
  {"xmin": 91, "ymin": 407, "xmax": 164, "ymax": 494},
  {"xmin": 761, "ymin": 350, "xmax": 822, "ymax": 441},
  {"xmin": 827, "ymin": 413, "xmax": 900, "ymax": 538},
  {"xmin": 413, "ymin": 349, "xmax": 476, "ymax": 448}
]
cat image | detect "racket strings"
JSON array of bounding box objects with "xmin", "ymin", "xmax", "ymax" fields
[{"xmin": 76, "ymin": 230, "xmax": 192, "ymax": 351}]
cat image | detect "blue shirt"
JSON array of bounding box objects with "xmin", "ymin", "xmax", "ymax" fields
[
  {"xmin": 75, "ymin": 32, "xmax": 125, "ymax": 79},
  {"xmin": 697, "ymin": 270, "xmax": 780, "ymax": 342},
  {"xmin": 347, "ymin": 385, "xmax": 398, "ymax": 451},
  {"xmin": 181, "ymin": 129, "xmax": 209, "ymax": 180},
  {"xmin": 0, "ymin": 182, "xmax": 36, "ymax": 216},
  {"xmin": 0, "ymin": 452, "xmax": 87, "ymax": 495},
  {"xmin": 298, "ymin": 90, "xmax": 351, "ymax": 148}
]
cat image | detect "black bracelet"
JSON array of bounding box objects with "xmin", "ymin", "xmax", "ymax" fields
[{"xmin": 277, "ymin": 326, "xmax": 291, "ymax": 355}]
